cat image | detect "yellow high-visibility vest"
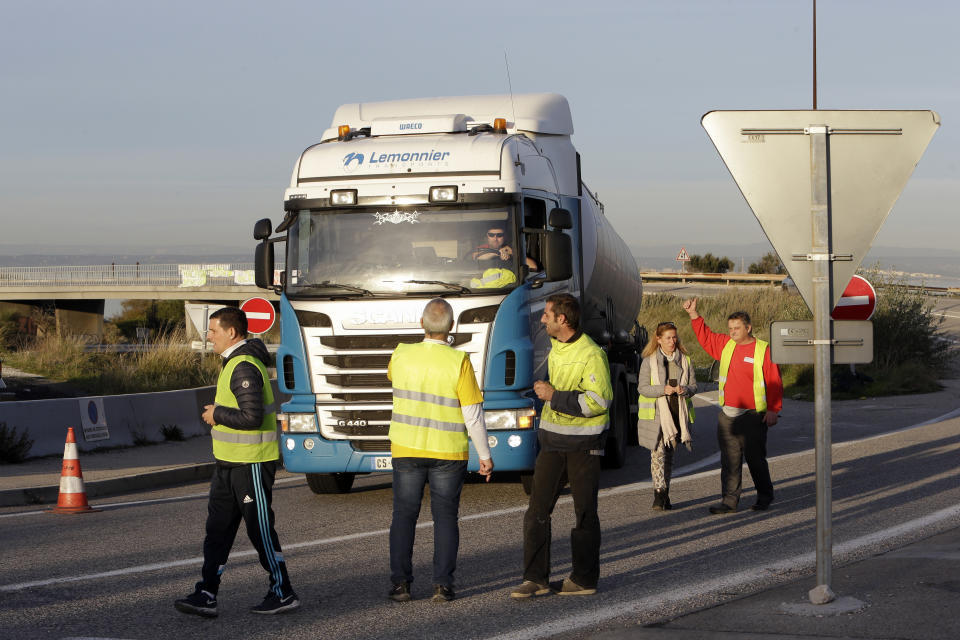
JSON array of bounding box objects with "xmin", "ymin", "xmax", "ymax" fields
[
  {"xmin": 212, "ymin": 354, "xmax": 278, "ymax": 463},
  {"xmin": 637, "ymin": 354, "xmax": 696, "ymax": 421},
  {"xmin": 470, "ymin": 267, "xmax": 517, "ymax": 289},
  {"xmin": 389, "ymin": 342, "xmax": 469, "ymax": 460},
  {"xmin": 539, "ymin": 334, "xmax": 613, "ymax": 436},
  {"xmin": 718, "ymin": 339, "xmax": 768, "ymax": 412}
]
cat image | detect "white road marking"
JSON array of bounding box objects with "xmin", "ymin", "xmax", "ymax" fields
[
  {"xmin": 487, "ymin": 503, "xmax": 960, "ymax": 640},
  {"xmin": 3, "ymin": 409, "xmax": 957, "ymax": 594}
]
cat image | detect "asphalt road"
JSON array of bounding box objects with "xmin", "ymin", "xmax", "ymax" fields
[{"xmin": 3, "ymin": 383, "xmax": 959, "ymax": 640}]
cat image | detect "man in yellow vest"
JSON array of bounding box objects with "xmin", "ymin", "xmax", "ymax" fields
[
  {"xmin": 683, "ymin": 298, "xmax": 783, "ymax": 514},
  {"xmin": 175, "ymin": 307, "xmax": 298, "ymax": 617},
  {"xmin": 387, "ymin": 298, "xmax": 493, "ymax": 603},
  {"xmin": 512, "ymin": 293, "xmax": 613, "ymax": 598}
]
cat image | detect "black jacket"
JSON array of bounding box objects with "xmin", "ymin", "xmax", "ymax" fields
[{"xmin": 212, "ymin": 339, "xmax": 271, "ymax": 431}]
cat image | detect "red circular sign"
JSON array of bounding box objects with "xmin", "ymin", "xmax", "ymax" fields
[
  {"xmin": 240, "ymin": 297, "xmax": 276, "ymax": 334},
  {"xmin": 831, "ymin": 275, "xmax": 876, "ymax": 321}
]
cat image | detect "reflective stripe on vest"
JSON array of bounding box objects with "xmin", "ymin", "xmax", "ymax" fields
[
  {"xmin": 539, "ymin": 334, "xmax": 612, "ymax": 436},
  {"xmin": 637, "ymin": 354, "xmax": 696, "ymax": 421},
  {"xmin": 470, "ymin": 267, "xmax": 517, "ymax": 289},
  {"xmin": 389, "ymin": 342, "xmax": 469, "ymax": 460},
  {"xmin": 717, "ymin": 339, "xmax": 768, "ymax": 412},
  {"xmin": 212, "ymin": 354, "xmax": 278, "ymax": 463}
]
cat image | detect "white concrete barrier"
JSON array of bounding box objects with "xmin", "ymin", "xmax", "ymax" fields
[{"xmin": 0, "ymin": 383, "xmax": 285, "ymax": 458}]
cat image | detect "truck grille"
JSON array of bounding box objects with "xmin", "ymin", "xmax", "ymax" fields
[
  {"xmin": 320, "ymin": 333, "xmax": 472, "ymax": 350},
  {"xmin": 306, "ymin": 327, "xmax": 488, "ymax": 445},
  {"xmin": 352, "ymin": 439, "xmax": 391, "ymax": 452}
]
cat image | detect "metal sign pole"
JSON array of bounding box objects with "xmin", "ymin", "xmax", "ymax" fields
[{"xmin": 808, "ymin": 125, "xmax": 835, "ymax": 604}]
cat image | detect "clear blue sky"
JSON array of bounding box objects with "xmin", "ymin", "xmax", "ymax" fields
[{"xmin": 1, "ymin": 0, "xmax": 956, "ymax": 255}]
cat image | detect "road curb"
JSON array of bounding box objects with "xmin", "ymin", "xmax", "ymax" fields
[{"xmin": 0, "ymin": 463, "xmax": 216, "ymax": 508}]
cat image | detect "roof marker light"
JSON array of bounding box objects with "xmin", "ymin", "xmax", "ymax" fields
[
  {"xmin": 493, "ymin": 118, "xmax": 507, "ymax": 132},
  {"xmin": 429, "ymin": 186, "xmax": 458, "ymax": 202},
  {"xmin": 331, "ymin": 189, "xmax": 357, "ymax": 205},
  {"xmin": 338, "ymin": 125, "xmax": 351, "ymax": 139}
]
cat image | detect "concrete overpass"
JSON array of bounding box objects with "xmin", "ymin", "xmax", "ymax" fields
[{"xmin": 0, "ymin": 263, "xmax": 279, "ymax": 338}]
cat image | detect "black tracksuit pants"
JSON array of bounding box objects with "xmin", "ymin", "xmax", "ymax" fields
[{"xmin": 199, "ymin": 460, "xmax": 293, "ymax": 598}]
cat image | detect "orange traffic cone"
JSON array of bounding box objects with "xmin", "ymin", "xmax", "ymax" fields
[{"xmin": 51, "ymin": 427, "xmax": 98, "ymax": 513}]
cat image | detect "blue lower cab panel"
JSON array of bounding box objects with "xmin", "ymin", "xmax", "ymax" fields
[{"xmin": 280, "ymin": 430, "xmax": 537, "ymax": 473}]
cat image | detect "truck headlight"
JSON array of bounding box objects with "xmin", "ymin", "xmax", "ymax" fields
[
  {"xmin": 485, "ymin": 408, "xmax": 536, "ymax": 430},
  {"xmin": 278, "ymin": 413, "xmax": 318, "ymax": 433}
]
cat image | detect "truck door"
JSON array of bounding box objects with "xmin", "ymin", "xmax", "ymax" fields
[{"xmin": 522, "ymin": 193, "xmax": 579, "ymax": 381}]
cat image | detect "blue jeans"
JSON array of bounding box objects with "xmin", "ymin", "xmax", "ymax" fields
[{"xmin": 390, "ymin": 457, "xmax": 467, "ymax": 588}]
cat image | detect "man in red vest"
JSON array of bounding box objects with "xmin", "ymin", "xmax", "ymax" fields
[{"xmin": 683, "ymin": 298, "xmax": 782, "ymax": 514}]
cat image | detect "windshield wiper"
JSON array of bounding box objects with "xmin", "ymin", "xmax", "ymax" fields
[
  {"xmin": 393, "ymin": 279, "xmax": 472, "ymax": 294},
  {"xmin": 315, "ymin": 281, "xmax": 374, "ymax": 296}
]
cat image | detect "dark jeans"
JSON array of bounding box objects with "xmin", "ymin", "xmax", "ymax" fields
[
  {"xmin": 390, "ymin": 457, "xmax": 467, "ymax": 587},
  {"xmin": 200, "ymin": 461, "xmax": 293, "ymax": 598},
  {"xmin": 522, "ymin": 449, "xmax": 602, "ymax": 589},
  {"xmin": 717, "ymin": 410, "xmax": 774, "ymax": 507}
]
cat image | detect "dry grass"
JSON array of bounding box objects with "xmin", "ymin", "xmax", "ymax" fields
[{"xmin": 4, "ymin": 329, "xmax": 220, "ymax": 395}]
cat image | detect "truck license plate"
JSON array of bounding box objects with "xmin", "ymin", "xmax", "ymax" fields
[{"xmin": 374, "ymin": 456, "xmax": 393, "ymax": 471}]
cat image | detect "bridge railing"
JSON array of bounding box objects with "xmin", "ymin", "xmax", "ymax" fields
[{"xmin": 0, "ymin": 263, "xmax": 284, "ymax": 288}]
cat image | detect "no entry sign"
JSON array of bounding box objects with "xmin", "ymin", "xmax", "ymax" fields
[
  {"xmin": 240, "ymin": 297, "xmax": 276, "ymax": 334},
  {"xmin": 831, "ymin": 275, "xmax": 876, "ymax": 321}
]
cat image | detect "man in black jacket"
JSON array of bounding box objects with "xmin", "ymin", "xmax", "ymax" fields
[{"xmin": 174, "ymin": 306, "xmax": 299, "ymax": 617}]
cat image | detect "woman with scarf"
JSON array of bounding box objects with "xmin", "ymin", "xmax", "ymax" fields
[{"xmin": 636, "ymin": 321, "xmax": 697, "ymax": 510}]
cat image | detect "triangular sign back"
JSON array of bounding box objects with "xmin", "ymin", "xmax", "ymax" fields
[{"xmin": 702, "ymin": 110, "xmax": 939, "ymax": 310}]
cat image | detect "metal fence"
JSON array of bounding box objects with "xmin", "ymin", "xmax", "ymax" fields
[{"xmin": 0, "ymin": 263, "xmax": 280, "ymax": 288}]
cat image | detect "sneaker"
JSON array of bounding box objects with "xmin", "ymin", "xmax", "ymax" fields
[
  {"xmin": 431, "ymin": 584, "xmax": 455, "ymax": 602},
  {"xmin": 709, "ymin": 503, "xmax": 737, "ymax": 514},
  {"xmin": 251, "ymin": 591, "xmax": 300, "ymax": 615},
  {"xmin": 174, "ymin": 587, "xmax": 218, "ymax": 618},
  {"xmin": 554, "ymin": 578, "xmax": 597, "ymax": 596},
  {"xmin": 388, "ymin": 582, "xmax": 412, "ymax": 602},
  {"xmin": 510, "ymin": 580, "xmax": 551, "ymax": 599}
]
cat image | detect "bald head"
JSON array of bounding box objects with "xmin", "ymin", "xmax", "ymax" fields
[{"xmin": 421, "ymin": 298, "xmax": 454, "ymax": 337}]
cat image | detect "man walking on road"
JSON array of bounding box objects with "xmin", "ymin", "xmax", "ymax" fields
[
  {"xmin": 175, "ymin": 307, "xmax": 299, "ymax": 617},
  {"xmin": 512, "ymin": 293, "xmax": 613, "ymax": 598},
  {"xmin": 683, "ymin": 298, "xmax": 782, "ymax": 514},
  {"xmin": 387, "ymin": 298, "xmax": 493, "ymax": 603}
]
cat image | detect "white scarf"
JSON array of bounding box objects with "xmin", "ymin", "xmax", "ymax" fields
[{"xmin": 651, "ymin": 349, "xmax": 692, "ymax": 448}]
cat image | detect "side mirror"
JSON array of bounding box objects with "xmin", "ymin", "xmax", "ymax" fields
[
  {"xmin": 548, "ymin": 208, "xmax": 572, "ymax": 230},
  {"xmin": 255, "ymin": 241, "xmax": 275, "ymax": 289},
  {"xmin": 253, "ymin": 218, "xmax": 273, "ymax": 241},
  {"xmin": 543, "ymin": 231, "xmax": 572, "ymax": 282}
]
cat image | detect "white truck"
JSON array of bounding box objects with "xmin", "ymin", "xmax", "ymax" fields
[{"xmin": 254, "ymin": 93, "xmax": 644, "ymax": 493}]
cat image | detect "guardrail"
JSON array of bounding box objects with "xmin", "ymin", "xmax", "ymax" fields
[
  {"xmin": 640, "ymin": 271, "xmax": 787, "ymax": 285},
  {"xmin": 0, "ymin": 263, "xmax": 284, "ymax": 288},
  {"xmin": 641, "ymin": 271, "xmax": 959, "ymax": 296}
]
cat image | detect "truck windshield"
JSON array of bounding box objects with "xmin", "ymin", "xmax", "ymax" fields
[{"xmin": 285, "ymin": 205, "xmax": 524, "ymax": 296}]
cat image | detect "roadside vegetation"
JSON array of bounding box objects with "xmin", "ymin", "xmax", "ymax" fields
[
  {"xmin": 1, "ymin": 328, "xmax": 220, "ymax": 396},
  {"xmin": 637, "ymin": 271, "xmax": 954, "ymax": 399}
]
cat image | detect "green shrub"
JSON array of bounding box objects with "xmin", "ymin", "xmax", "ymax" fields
[
  {"xmin": 161, "ymin": 423, "xmax": 185, "ymax": 441},
  {"xmin": 0, "ymin": 422, "xmax": 34, "ymax": 463}
]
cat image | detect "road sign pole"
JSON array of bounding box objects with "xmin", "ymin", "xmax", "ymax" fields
[{"xmin": 808, "ymin": 126, "xmax": 835, "ymax": 605}]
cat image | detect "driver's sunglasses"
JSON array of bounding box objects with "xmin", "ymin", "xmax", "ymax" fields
[{"xmin": 487, "ymin": 232, "xmax": 505, "ymax": 238}]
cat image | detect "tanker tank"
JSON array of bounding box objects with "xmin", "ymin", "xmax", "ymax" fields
[{"xmin": 577, "ymin": 192, "xmax": 643, "ymax": 343}]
